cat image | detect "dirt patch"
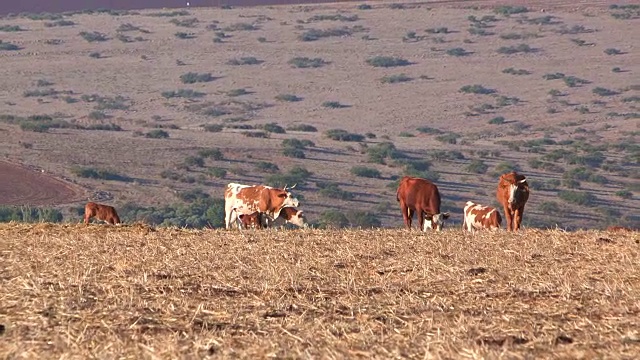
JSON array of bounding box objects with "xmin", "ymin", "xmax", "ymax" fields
[{"xmin": 0, "ymin": 161, "xmax": 83, "ymax": 206}]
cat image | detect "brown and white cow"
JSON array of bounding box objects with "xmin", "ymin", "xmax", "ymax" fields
[
  {"xmin": 496, "ymin": 171, "xmax": 529, "ymax": 231},
  {"xmin": 396, "ymin": 176, "xmax": 450, "ymax": 232},
  {"xmin": 84, "ymin": 202, "xmax": 121, "ymax": 225},
  {"xmin": 237, "ymin": 211, "xmax": 263, "ymax": 229},
  {"xmin": 224, "ymin": 183, "xmax": 299, "ymax": 230},
  {"xmin": 269, "ymin": 207, "xmax": 308, "ymax": 228},
  {"xmin": 462, "ymin": 201, "xmax": 502, "ymax": 232}
]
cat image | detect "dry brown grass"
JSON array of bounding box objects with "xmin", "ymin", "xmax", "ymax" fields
[{"xmin": 2, "ymin": 223, "xmax": 639, "ymax": 358}]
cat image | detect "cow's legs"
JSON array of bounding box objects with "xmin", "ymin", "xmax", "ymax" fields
[
  {"xmin": 503, "ymin": 206, "xmax": 513, "ymax": 231},
  {"xmin": 224, "ymin": 206, "xmax": 233, "ymax": 229},
  {"xmin": 514, "ymin": 207, "xmax": 524, "ymax": 231},
  {"xmin": 400, "ymin": 203, "xmax": 412, "ymax": 229},
  {"xmin": 417, "ymin": 208, "xmax": 425, "ymax": 232}
]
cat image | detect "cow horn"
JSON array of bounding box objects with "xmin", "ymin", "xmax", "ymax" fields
[
  {"xmin": 518, "ymin": 178, "xmax": 527, "ymax": 184},
  {"xmin": 283, "ymin": 184, "xmax": 288, "ymax": 191},
  {"xmin": 290, "ymin": 183, "xmax": 297, "ymax": 189}
]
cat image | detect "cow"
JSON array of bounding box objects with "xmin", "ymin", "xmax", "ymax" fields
[
  {"xmin": 396, "ymin": 176, "xmax": 450, "ymax": 232},
  {"xmin": 224, "ymin": 183, "xmax": 299, "ymax": 230},
  {"xmin": 84, "ymin": 202, "xmax": 121, "ymax": 225},
  {"xmin": 462, "ymin": 201, "xmax": 502, "ymax": 232},
  {"xmin": 237, "ymin": 211, "xmax": 263, "ymax": 229},
  {"xmin": 496, "ymin": 171, "xmax": 530, "ymax": 231},
  {"xmin": 269, "ymin": 207, "xmax": 308, "ymax": 228}
]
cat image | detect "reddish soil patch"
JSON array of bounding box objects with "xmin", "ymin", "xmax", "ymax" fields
[{"xmin": 0, "ymin": 161, "xmax": 82, "ymax": 206}]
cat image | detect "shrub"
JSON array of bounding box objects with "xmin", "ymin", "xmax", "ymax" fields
[
  {"xmin": 265, "ymin": 166, "xmax": 312, "ymax": 188},
  {"xmin": 180, "ymin": 72, "xmax": 214, "ymax": 84},
  {"xmin": 366, "ymin": 56, "xmax": 411, "ymax": 67},
  {"xmin": 198, "ymin": 148, "xmax": 223, "ymax": 160},
  {"xmin": 563, "ymin": 76, "xmax": 589, "ymax": 87},
  {"xmin": 71, "ymin": 167, "xmax": 131, "ymax": 182},
  {"xmin": 357, "ymin": 4, "xmax": 372, "ymax": 10},
  {"xmin": 615, "ymin": 190, "xmax": 633, "ymax": 199},
  {"xmin": 255, "ymin": 161, "xmax": 280, "ymax": 173},
  {"xmin": 612, "ymin": 67, "xmax": 622, "ymax": 73},
  {"xmin": 227, "ymin": 88, "xmax": 249, "ymax": 97},
  {"xmin": 318, "ymin": 182, "xmax": 354, "ymax": 200},
  {"xmin": 494, "ymin": 5, "xmax": 528, "ymax": 15},
  {"xmin": 350, "ymin": 166, "xmax": 381, "ymax": 178},
  {"xmin": 145, "ymin": 129, "xmax": 169, "ymax": 138},
  {"xmin": 299, "ymin": 27, "xmax": 360, "ymax": 41},
  {"xmin": 79, "ymin": 31, "xmax": 108, "ymax": 42},
  {"xmin": 558, "ymin": 190, "xmax": 596, "ymax": 206},
  {"xmin": 287, "ymin": 124, "xmax": 317, "ymax": 132},
  {"xmin": 203, "ymin": 124, "xmax": 223, "ymax": 132},
  {"xmin": 224, "ymin": 22, "xmax": 258, "ymax": 31},
  {"xmin": 347, "ymin": 210, "xmax": 381, "ymax": 228},
  {"xmin": 202, "ymin": 107, "xmax": 230, "ymax": 117},
  {"xmin": 435, "ymin": 133, "xmax": 460, "ymax": 144},
  {"xmin": 288, "ymin": 57, "xmax": 328, "ymax": 68},
  {"xmin": 88, "ymin": 111, "xmax": 108, "ymax": 120},
  {"xmin": 488, "ymin": 116, "xmax": 506, "ymax": 125},
  {"xmin": 243, "ymin": 131, "xmax": 269, "ymax": 138},
  {"xmin": 0, "ymin": 25, "xmax": 24, "ymax": 32},
  {"xmin": 459, "ymin": 84, "xmax": 496, "ymax": 95},
  {"xmin": 538, "ymin": 201, "xmax": 560, "ymax": 213},
  {"xmin": 465, "ymin": 159, "xmax": 488, "ymax": 174},
  {"xmin": 44, "ymin": 20, "xmax": 75, "ymax": 27},
  {"xmin": 260, "ymin": 123, "xmax": 286, "ymax": 134},
  {"xmin": 282, "ymin": 138, "xmax": 313, "ymax": 149},
  {"xmin": 367, "ymin": 142, "xmax": 403, "ymax": 163},
  {"xmin": 497, "ymin": 44, "xmax": 535, "ymax": 54},
  {"xmin": 318, "ymin": 210, "xmax": 349, "ymax": 229},
  {"xmin": 543, "ymin": 72, "xmax": 565, "ymax": 80},
  {"xmin": 282, "ymin": 147, "xmax": 305, "ymax": 158},
  {"xmin": 89, "ymin": 52, "xmax": 101, "ymax": 59},
  {"xmin": 502, "ymin": 68, "xmax": 531, "ymax": 75},
  {"xmin": 161, "ymin": 89, "xmax": 205, "ymax": 98},
  {"xmin": 227, "ymin": 57, "xmax": 261, "ymax": 65},
  {"xmin": 416, "ymin": 126, "xmax": 443, "ymax": 134},
  {"xmin": 604, "ymin": 48, "xmax": 623, "ymax": 55},
  {"xmin": 446, "ymin": 47, "xmax": 470, "ymax": 56},
  {"xmin": 380, "ymin": 74, "xmax": 412, "ymax": 84},
  {"xmin": 257, "ymin": 37, "xmax": 267, "ymax": 43},
  {"xmin": 0, "ymin": 41, "xmax": 20, "ymax": 51},
  {"xmin": 325, "ymin": 129, "xmax": 364, "ymax": 142},
  {"xmin": 275, "ymin": 94, "xmax": 303, "ymax": 102},
  {"xmin": 170, "ymin": 17, "xmax": 199, "ymax": 27},
  {"xmin": 208, "ymin": 167, "xmax": 227, "ymax": 179},
  {"xmin": 592, "ymin": 87, "xmax": 619, "ymax": 96},
  {"xmin": 184, "ymin": 156, "xmax": 205, "ymax": 167},
  {"xmin": 175, "ymin": 32, "xmax": 196, "ymax": 39},
  {"xmin": 322, "ymin": 101, "xmax": 348, "ymax": 108}
]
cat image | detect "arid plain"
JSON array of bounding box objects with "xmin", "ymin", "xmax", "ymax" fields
[{"xmin": 0, "ymin": 0, "xmax": 638, "ymax": 228}]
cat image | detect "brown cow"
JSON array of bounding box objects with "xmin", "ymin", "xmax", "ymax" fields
[
  {"xmin": 462, "ymin": 201, "xmax": 502, "ymax": 232},
  {"xmin": 496, "ymin": 172, "xmax": 529, "ymax": 231},
  {"xmin": 396, "ymin": 176, "xmax": 450, "ymax": 231},
  {"xmin": 237, "ymin": 211, "xmax": 263, "ymax": 229},
  {"xmin": 224, "ymin": 183, "xmax": 299, "ymax": 230},
  {"xmin": 84, "ymin": 202, "xmax": 121, "ymax": 225}
]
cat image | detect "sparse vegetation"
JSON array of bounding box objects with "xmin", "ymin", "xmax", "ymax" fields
[
  {"xmin": 180, "ymin": 72, "xmax": 214, "ymax": 84},
  {"xmin": 71, "ymin": 167, "xmax": 131, "ymax": 182},
  {"xmin": 145, "ymin": 129, "xmax": 170, "ymax": 139},
  {"xmin": 162, "ymin": 89, "xmax": 206, "ymax": 99},
  {"xmin": 275, "ymin": 94, "xmax": 303, "ymax": 102},
  {"xmin": 592, "ymin": 87, "xmax": 619, "ymax": 96},
  {"xmin": 350, "ymin": 166, "xmax": 381, "ymax": 178},
  {"xmin": 494, "ymin": 5, "xmax": 528, "ymax": 15},
  {"xmin": 380, "ymin": 74, "xmax": 412, "ymax": 83},
  {"xmin": 0, "ymin": 41, "xmax": 20, "ymax": 51},
  {"xmin": 497, "ymin": 44, "xmax": 535, "ymax": 54},
  {"xmin": 325, "ymin": 129, "xmax": 364, "ymax": 142},
  {"xmin": 366, "ymin": 56, "xmax": 411, "ymax": 68},
  {"xmin": 79, "ymin": 31, "xmax": 108, "ymax": 42},
  {"xmin": 287, "ymin": 124, "xmax": 317, "ymax": 132},
  {"xmin": 322, "ymin": 101, "xmax": 348, "ymax": 109},
  {"xmin": 604, "ymin": 48, "xmax": 623, "ymax": 55},
  {"xmin": 459, "ymin": 84, "xmax": 496, "ymax": 95},
  {"xmin": 227, "ymin": 57, "xmax": 262, "ymax": 65},
  {"xmin": 288, "ymin": 57, "xmax": 328, "ymax": 68}
]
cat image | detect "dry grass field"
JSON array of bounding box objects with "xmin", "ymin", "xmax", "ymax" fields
[
  {"xmin": 1, "ymin": 224, "xmax": 639, "ymax": 358},
  {"xmin": 0, "ymin": 0, "xmax": 638, "ymax": 229}
]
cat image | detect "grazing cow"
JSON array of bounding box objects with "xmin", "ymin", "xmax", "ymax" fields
[
  {"xmin": 462, "ymin": 201, "xmax": 502, "ymax": 232},
  {"xmin": 396, "ymin": 176, "xmax": 450, "ymax": 231},
  {"xmin": 224, "ymin": 183, "xmax": 299, "ymax": 230},
  {"xmin": 237, "ymin": 211, "xmax": 263, "ymax": 229},
  {"xmin": 269, "ymin": 207, "xmax": 308, "ymax": 228},
  {"xmin": 496, "ymin": 172, "xmax": 530, "ymax": 231},
  {"xmin": 84, "ymin": 202, "xmax": 121, "ymax": 225}
]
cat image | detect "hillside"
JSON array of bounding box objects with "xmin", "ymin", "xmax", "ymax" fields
[{"xmin": 0, "ymin": 1, "xmax": 638, "ymax": 229}]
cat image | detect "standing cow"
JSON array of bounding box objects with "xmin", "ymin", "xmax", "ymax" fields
[
  {"xmin": 396, "ymin": 176, "xmax": 450, "ymax": 232},
  {"xmin": 462, "ymin": 201, "xmax": 502, "ymax": 232},
  {"xmin": 224, "ymin": 183, "xmax": 299, "ymax": 230},
  {"xmin": 496, "ymin": 171, "xmax": 529, "ymax": 231},
  {"xmin": 84, "ymin": 202, "xmax": 121, "ymax": 225}
]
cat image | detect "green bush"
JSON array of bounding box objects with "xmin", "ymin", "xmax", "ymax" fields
[
  {"xmin": 367, "ymin": 142, "xmax": 403, "ymax": 164},
  {"xmin": 446, "ymin": 47, "xmax": 470, "ymax": 56},
  {"xmin": 180, "ymin": 72, "xmax": 214, "ymax": 84},
  {"xmin": 465, "ymin": 159, "xmax": 488, "ymax": 174},
  {"xmin": 322, "ymin": 101, "xmax": 348, "ymax": 108},
  {"xmin": 175, "ymin": 32, "xmax": 196, "ymax": 39},
  {"xmin": 497, "ymin": 44, "xmax": 535, "ymax": 54},
  {"xmin": 416, "ymin": 126, "xmax": 443, "ymax": 134},
  {"xmin": 604, "ymin": 48, "xmax": 623, "ymax": 55},
  {"xmin": 502, "ymin": 67, "xmax": 531, "ymax": 76},
  {"xmin": 265, "ymin": 166, "xmax": 312, "ymax": 188},
  {"xmin": 357, "ymin": 4, "xmax": 372, "ymax": 10},
  {"xmin": 288, "ymin": 57, "xmax": 328, "ymax": 68},
  {"xmin": 366, "ymin": 56, "xmax": 411, "ymax": 68},
  {"xmin": 208, "ymin": 167, "xmax": 227, "ymax": 179},
  {"xmin": 299, "ymin": 27, "xmax": 358, "ymax": 41},
  {"xmin": 459, "ymin": 84, "xmax": 496, "ymax": 95},
  {"xmin": 347, "ymin": 210, "xmax": 381, "ymax": 228},
  {"xmin": 592, "ymin": 87, "xmax": 619, "ymax": 96},
  {"xmin": 145, "ymin": 129, "xmax": 169, "ymax": 138},
  {"xmin": 318, "ymin": 182, "xmax": 354, "ymax": 200},
  {"xmin": 282, "ymin": 147, "xmax": 305, "ymax": 158},
  {"xmin": 44, "ymin": 20, "xmax": 76, "ymax": 27},
  {"xmin": 184, "ymin": 156, "xmax": 205, "ymax": 167},
  {"xmin": 275, "ymin": 94, "xmax": 302, "ymax": 102},
  {"xmin": 243, "ymin": 131, "xmax": 269, "ymax": 138},
  {"xmin": 538, "ymin": 201, "xmax": 560, "ymax": 213},
  {"xmin": 435, "ymin": 133, "xmax": 460, "ymax": 144},
  {"xmin": 287, "ymin": 124, "xmax": 317, "ymax": 132},
  {"xmin": 494, "ymin": 5, "xmax": 528, "ymax": 15},
  {"xmin": 203, "ymin": 124, "xmax": 223, "ymax": 132},
  {"xmin": 255, "ymin": 161, "xmax": 280, "ymax": 173},
  {"xmin": 350, "ymin": 166, "xmax": 381, "ymax": 178},
  {"xmin": 558, "ymin": 190, "xmax": 596, "ymax": 206},
  {"xmin": 282, "ymin": 138, "xmax": 313, "ymax": 149},
  {"xmin": 198, "ymin": 148, "xmax": 223, "ymax": 160},
  {"xmin": 170, "ymin": 17, "xmax": 199, "ymax": 27},
  {"xmin": 318, "ymin": 210, "xmax": 349, "ymax": 229},
  {"xmin": 224, "ymin": 22, "xmax": 258, "ymax": 31},
  {"xmin": 563, "ymin": 76, "xmax": 590, "ymax": 87},
  {"xmin": 0, "ymin": 206, "xmax": 64, "ymax": 223},
  {"xmin": 79, "ymin": 31, "xmax": 108, "ymax": 42},
  {"xmin": 161, "ymin": 89, "xmax": 206, "ymax": 99},
  {"xmin": 71, "ymin": 167, "xmax": 132, "ymax": 182},
  {"xmin": 615, "ymin": 190, "xmax": 633, "ymax": 199},
  {"xmin": 488, "ymin": 116, "xmax": 505, "ymax": 125},
  {"xmin": 227, "ymin": 88, "xmax": 249, "ymax": 97},
  {"xmin": 325, "ymin": 129, "xmax": 364, "ymax": 141},
  {"xmin": 380, "ymin": 74, "xmax": 412, "ymax": 83},
  {"xmin": 0, "ymin": 25, "xmax": 24, "ymax": 32}
]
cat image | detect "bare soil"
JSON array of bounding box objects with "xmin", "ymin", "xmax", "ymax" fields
[
  {"xmin": 1, "ymin": 224, "xmax": 639, "ymax": 358},
  {"xmin": 0, "ymin": 0, "xmax": 638, "ymax": 228}
]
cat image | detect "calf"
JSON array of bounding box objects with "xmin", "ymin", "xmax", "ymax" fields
[
  {"xmin": 84, "ymin": 202, "xmax": 121, "ymax": 225},
  {"xmin": 237, "ymin": 211, "xmax": 263, "ymax": 229},
  {"xmin": 462, "ymin": 201, "xmax": 502, "ymax": 232}
]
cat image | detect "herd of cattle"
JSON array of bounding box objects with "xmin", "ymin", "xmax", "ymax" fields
[{"xmin": 83, "ymin": 171, "xmax": 635, "ymax": 232}]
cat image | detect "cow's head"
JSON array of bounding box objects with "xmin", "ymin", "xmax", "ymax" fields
[
  {"xmin": 288, "ymin": 209, "xmax": 308, "ymax": 228},
  {"xmin": 277, "ymin": 187, "xmax": 299, "ymax": 208},
  {"xmin": 423, "ymin": 212, "xmax": 450, "ymax": 232},
  {"xmin": 500, "ymin": 172, "xmax": 529, "ymax": 206}
]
